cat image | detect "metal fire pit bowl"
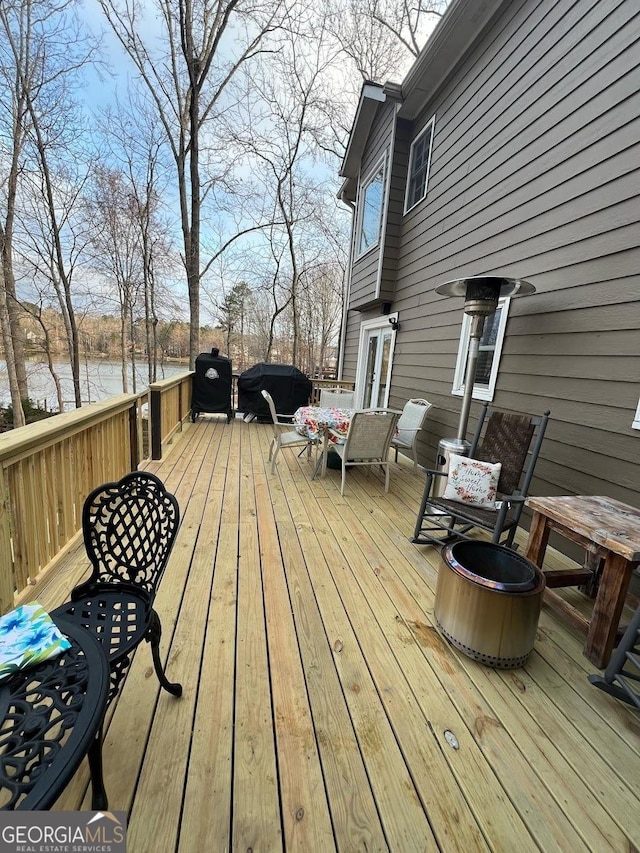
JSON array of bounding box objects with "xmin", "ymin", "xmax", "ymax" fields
[{"xmin": 435, "ymin": 541, "xmax": 546, "ymax": 669}]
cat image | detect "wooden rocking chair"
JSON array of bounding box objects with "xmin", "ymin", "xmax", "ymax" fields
[{"xmin": 412, "ymin": 404, "xmax": 550, "ymax": 548}]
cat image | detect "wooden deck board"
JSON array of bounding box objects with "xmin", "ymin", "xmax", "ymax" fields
[{"xmin": 36, "ymin": 418, "xmax": 640, "ymax": 852}]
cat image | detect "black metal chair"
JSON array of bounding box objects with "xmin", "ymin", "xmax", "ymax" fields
[
  {"xmin": 53, "ymin": 470, "xmax": 182, "ymax": 705},
  {"xmin": 589, "ymin": 603, "xmax": 640, "ymax": 710},
  {"xmin": 412, "ymin": 404, "xmax": 550, "ymax": 548}
]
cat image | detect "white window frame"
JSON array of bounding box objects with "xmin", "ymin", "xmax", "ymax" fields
[
  {"xmin": 355, "ymin": 154, "xmax": 387, "ymax": 259},
  {"xmin": 633, "ymin": 399, "xmax": 640, "ymax": 430},
  {"xmin": 353, "ymin": 314, "xmax": 398, "ymax": 408},
  {"xmin": 404, "ymin": 116, "xmax": 435, "ymax": 214},
  {"xmin": 452, "ymin": 297, "xmax": 511, "ymax": 402}
]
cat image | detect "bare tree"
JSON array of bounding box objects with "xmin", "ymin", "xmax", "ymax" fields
[
  {"xmin": 234, "ymin": 12, "xmax": 342, "ymax": 365},
  {"xmin": 18, "ymin": 159, "xmax": 95, "ymax": 408},
  {"xmin": 99, "ymin": 99, "xmax": 175, "ymax": 383},
  {"xmin": 298, "ymin": 261, "xmax": 343, "ymax": 376},
  {"xmin": 328, "ymin": 0, "xmax": 447, "ymax": 81},
  {"xmin": 22, "ymin": 300, "xmax": 65, "ymax": 411},
  {"xmin": 1, "ymin": 0, "xmax": 98, "ymax": 412},
  {"xmin": 304, "ymin": 0, "xmax": 447, "ymax": 165},
  {"xmin": 87, "ymin": 166, "xmax": 145, "ymax": 392},
  {"xmin": 0, "ymin": 272, "xmax": 24, "ymax": 424},
  {"xmin": 99, "ymin": 0, "xmax": 290, "ymax": 368},
  {"xmin": 0, "ymin": 0, "xmax": 45, "ymax": 425}
]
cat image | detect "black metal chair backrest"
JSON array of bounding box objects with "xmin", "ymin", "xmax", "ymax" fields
[{"xmin": 82, "ymin": 471, "xmax": 180, "ymax": 597}]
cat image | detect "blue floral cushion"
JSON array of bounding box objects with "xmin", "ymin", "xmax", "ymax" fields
[{"xmin": 0, "ymin": 602, "xmax": 71, "ymax": 681}]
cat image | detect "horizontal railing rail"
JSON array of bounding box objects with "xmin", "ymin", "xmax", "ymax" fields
[
  {"xmin": 0, "ymin": 393, "xmax": 145, "ymax": 612},
  {"xmin": 310, "ymin": 379, "xmax": 356, "ymax": 405}
]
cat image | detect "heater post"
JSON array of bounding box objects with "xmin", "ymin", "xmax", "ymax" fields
[{"xmin": 457, "ymin": 314, "xmax": 485, "ymax": 442}]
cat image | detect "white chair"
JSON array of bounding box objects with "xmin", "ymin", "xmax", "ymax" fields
[
  {"xmin": 391, "ymin": 398, "xmax": 432, "ymax": 470},
  {"xmin": 328, "ymin": 409, "xmax": 399, "ymax": 496},
  {"xmin": 261, "ymin": 389, "xmax": 315, "ymax": 474},
  {"xmin": 319, "ymin": 388, "xmax": 355, "ymax": 408}
]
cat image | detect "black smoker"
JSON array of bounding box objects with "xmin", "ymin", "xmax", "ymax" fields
[
  {"xmin": 191, "ymin": 348, "xmax": 233, "ymax": 422},
  {"xmin": 237, "ymin": 363, "xmax": 312, "ymax": 421}
]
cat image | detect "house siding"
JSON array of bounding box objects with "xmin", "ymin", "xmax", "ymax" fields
[
  {"xmin": 341, "ymin": 0, "xmax": 640, "ymax": 514},
  {"xmin": 349, "ymin": 100, "xmax": 397, "ymax": 310}
]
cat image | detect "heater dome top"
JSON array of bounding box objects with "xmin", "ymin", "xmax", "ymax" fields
[
  {"xmin": 435, "ymin": 275, "xmax": 536, "ymax": 299},
  {"xmin": 436, "ymin": 276, "xmax": 536, "ymax": 319}
]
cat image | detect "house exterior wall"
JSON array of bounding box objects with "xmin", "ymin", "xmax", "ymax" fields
[
  {"xmin": 349, "ymin": 99, "xmax": 399, "ymax": 311},
  {"xmin": 341, "ymin": 0, "xmax": 640, "ymax": 511}
]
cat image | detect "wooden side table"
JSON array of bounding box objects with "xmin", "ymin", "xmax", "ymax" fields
[{"xmin": 525, "ymin": 495, "xmax": 640, "ymax": 669}]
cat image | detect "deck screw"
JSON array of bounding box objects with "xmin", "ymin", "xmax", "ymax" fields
[{"xmin": 444, "ymin": 729, "xmax": 459, "ymax": 749}]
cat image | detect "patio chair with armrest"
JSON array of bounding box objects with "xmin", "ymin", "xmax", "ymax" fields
[
  {"xmin": 391, "ymin": 398, "xmax": 432, "ymax": 470},
  {"xmin": 52, "ymin": 470, "xmax": 182, "ymax": 706},
  {"xmin": 320, "ymin": 388, "xmax": 355, "ymax": 408},
  {"xmin": 589, "ymin": 603, "xmax": 640, "ymax": 709},
  {"xmin": 328, "ymin": 408, "xmax": 400, "ymax": 496},
  {"xmin": 262, "ymin": 389, "xmax": 316, "ymax": 474},
  {"xmin": 412, "ymin": 403, "xmax": 550, "ymax": 548}
]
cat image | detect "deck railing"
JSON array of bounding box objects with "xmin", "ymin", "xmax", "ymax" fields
[
  {"xmin": 149, "ymin": 372, "xmax": 193, "ymax": 460},
  {"xmin": 0, "ymin": 369, "xmax": 350, "ymax": 611},
  {"xmin": 309, "ymin": 379, "xmax": 355, "ymax": 405},
  {"xmin": 0, "ymin": 393, "xmax": 144, "ymax": 612}
]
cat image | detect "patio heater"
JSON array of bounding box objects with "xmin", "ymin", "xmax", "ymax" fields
[{"xmin": 432, "ymin": 276, "xmax": 536, "ymax": 494}]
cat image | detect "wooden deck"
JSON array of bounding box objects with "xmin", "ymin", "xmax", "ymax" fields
[{"xmin": 36, "ymin": 418, "xmax": 640, "ymax": 851}]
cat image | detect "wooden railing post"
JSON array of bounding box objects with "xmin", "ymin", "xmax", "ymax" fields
[
  {"xmin": 149, "ymin": 372, "xmax": 194, "ymax": 460},
  {"xmin": 129, "ymin": 400, "xmax": 140, "ymax": 470},
  {"xmin": 0, "ymin": 468, "xmax": 14, "ymax": 612},
  {"xmin": 150, "ymin": 386, "xmax": 162, "ymax": 461}
]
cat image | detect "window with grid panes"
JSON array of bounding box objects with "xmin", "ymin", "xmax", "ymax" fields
[{"xmin": 405, "ymin": 117, "xmax": 435, "ymax": 212}]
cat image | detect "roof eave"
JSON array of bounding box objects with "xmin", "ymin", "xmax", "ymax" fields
[
  {"xmin": 339, "ymin": 82, "xmax": 387, "ymax": 179},
  {"xmin": 399, "ymin": 0, "xmax": 510, "ymax": 120}
]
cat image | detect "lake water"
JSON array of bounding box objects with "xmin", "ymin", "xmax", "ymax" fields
[{"xmin": 0, "ymin": 358, "xmax": 189, "ymax": 411}]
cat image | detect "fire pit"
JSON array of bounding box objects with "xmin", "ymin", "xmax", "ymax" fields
[{"xmin": 434, "ymin": 540, "xmax": 546, "ymax": 668}]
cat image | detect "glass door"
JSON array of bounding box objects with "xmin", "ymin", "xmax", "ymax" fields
[{"xmin": 362, "ymin": 327, "xmax": 393, "ymax": 407}]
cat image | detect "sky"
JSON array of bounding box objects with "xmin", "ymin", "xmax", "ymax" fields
[
  {"xmin": 43, "ymin": 1, "xmax": 444, "ymax": 325},
  {"xmin": 79, "ymin": 0, "xmax": 139, "ymax": 107}
]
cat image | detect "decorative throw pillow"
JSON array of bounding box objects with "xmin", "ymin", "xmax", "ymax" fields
[
  {"xmin": 442, "ymin": 454, "xmax": 502, "ymax": 509},
  {"xmin": 0, "ymin": 602, "xmax": 71, "ymax": 682}
]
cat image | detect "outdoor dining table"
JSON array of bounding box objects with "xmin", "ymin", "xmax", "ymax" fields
[
  {"xmin": 293, "ymin": 405, "xmax": 353, "ymax": 479},
  {"xmin": 0, "ymin": 615, "xmax": 110, "ymax": 810}
]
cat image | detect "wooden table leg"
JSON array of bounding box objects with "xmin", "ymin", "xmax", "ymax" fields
[
  {"xmin": 525, "ymin": 511, "xmax": 550, "ymax": 567},
  {"xmin": 583, "ymin": 551, "xmax": 633, "ymax": 669}
]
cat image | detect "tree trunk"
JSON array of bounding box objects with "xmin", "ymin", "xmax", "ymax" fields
[
  {"xmin": 129, "ymin": 301, "xmax": 137, "ymax": 394},
  {"xmin": 0, "ymin": 268, "xmax": 25, "ymax": 427},
  {"xmin": 2, "ymin": 261, "xmax": 28, "ymax": 401},
  {"xmin": 120, "ymin": 308, "xmax": 128, "ymax": 393},
  {"xmin": 187, "ymin": 80, "xmax": 201, "ymax": 369}
]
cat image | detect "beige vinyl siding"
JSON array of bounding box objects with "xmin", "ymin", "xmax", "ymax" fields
[{"xmin": 343, "ymin": 0, "xmax": 640, "ymax": 515}]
